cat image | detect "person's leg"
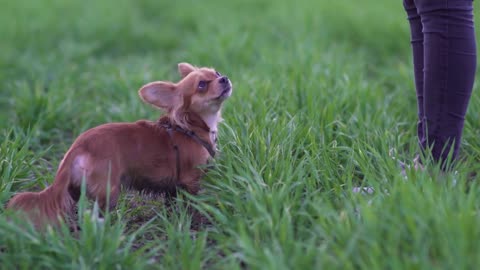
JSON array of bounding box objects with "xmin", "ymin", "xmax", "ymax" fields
[
  {"xmin": 403, "ymin": 0, "xmax": 426, "ymax": 148},
  {"xmin": 416, "ymin": 0, "xmax": 476, "ymax": 167}
]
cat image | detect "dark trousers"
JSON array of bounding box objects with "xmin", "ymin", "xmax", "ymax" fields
[{"xmin": 403, "ymin": 0, "xmax": 476, "ymax": 166}]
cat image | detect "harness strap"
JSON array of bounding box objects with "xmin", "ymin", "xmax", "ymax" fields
[
  {"xmin": 161, "ymin": 123, "xmax": 216, "ymax": 182},
  {"xmin": 165, "ymin": 126, "xmax": 181, "ymax": 182},
  {"xmin": 172, "ymin": 126, "xmax": 216, "ymax": 158}
]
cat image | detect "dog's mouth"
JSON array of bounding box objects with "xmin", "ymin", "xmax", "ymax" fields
[{"xmin": 216, "ymin": 86, "xmax": 232, "ymax": 100}]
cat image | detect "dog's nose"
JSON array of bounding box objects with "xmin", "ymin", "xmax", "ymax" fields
[{"xmin": 219, "ymin": 76, "xmax": 229, "ymax": 84}]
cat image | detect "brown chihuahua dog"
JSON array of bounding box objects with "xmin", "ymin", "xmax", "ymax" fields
[{"xmin": 7, "ymin": 62, "xmax": 232, "ymax": 228}]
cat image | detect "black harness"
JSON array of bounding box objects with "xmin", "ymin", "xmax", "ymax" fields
[{"xmin": 159, "ymin": 123, "xmax": 216, "ymax": 182}]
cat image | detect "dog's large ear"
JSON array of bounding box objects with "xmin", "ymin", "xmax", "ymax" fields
[
  {"xmin": 138, "ymin": 81, "xmax": 181, "ymax": 110},
  {"xmin": 178, "ymin": 62, "xmax": 196, "ymax": 78}
]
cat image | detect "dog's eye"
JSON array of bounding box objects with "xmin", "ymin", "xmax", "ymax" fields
[{"xmin": 198, "ymin": 81, "xmax": 208, "ymax": 91}]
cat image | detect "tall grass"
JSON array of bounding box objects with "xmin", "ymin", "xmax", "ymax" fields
[{"xmin": 1, "ymin": 0, "xmax": 479, "ymax": 269}]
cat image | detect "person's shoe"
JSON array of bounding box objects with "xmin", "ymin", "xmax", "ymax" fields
[
  {"xmin": 352, "ymin": 186, "xmax": 374, "ymax": 194},
  {"xmin": 398, "ymin": 155, "xmax": 424, "ymax": 179}
]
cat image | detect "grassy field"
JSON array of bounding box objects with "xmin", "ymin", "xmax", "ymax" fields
[{"xmin": 1, "ymin": 0, "xmax": 480, "ymax": 269}]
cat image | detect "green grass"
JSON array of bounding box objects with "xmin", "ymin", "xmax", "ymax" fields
[{"xmin": 1, "ymin": 0, "xmax": 480, "ymax": 269}]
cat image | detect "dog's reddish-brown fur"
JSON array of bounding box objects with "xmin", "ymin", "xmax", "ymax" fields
[{"xmin": 7, "ymin": 63, "xmax": 232, "ymax": 228}]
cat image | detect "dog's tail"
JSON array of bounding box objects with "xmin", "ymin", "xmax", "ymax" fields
[{"xmin": 7, "ymin": 164, "xmax": 74, "ymax": 229}]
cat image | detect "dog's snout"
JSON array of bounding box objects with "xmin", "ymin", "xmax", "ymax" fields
[{"xmin": 219, "ymin": 76, "xmax": 229, "ymax": 84}]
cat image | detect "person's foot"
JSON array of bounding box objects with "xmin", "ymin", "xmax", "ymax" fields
[
  {"xmin": 399, "ymin": 155, "xmax": 424, "ymax": 179},
  {"xmin": 352, "ymin": 152, "xmax": 424, "ymax": 195},
  {"xmin": 352, "ymin": 186, "xmax": 374, "ymax": 194}
]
